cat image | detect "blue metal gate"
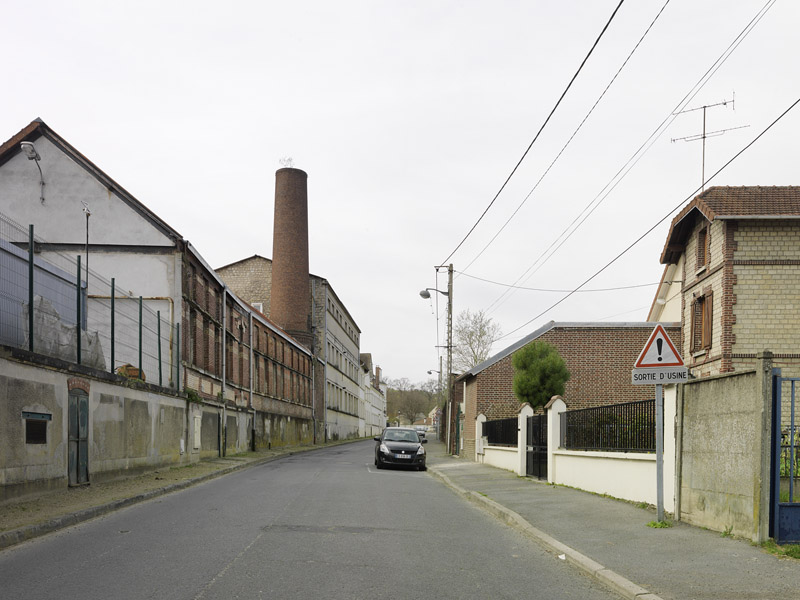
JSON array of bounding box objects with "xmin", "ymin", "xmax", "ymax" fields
[{"xmin": 771, "ymin": 371, "xmax": 800, "ymax": 543}]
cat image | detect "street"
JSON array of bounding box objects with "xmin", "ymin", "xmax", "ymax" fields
[{"xmin": 0, "ymin": 441, "xmax": 617, "ymax": 599}]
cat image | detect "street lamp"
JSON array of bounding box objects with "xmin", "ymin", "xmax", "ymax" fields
[
  {"xmin": 20, "ymin": 141, "xmax": 45, "ymax": 203},
  {"xmin": 419, "ymin": 264, "xmax": 454, "ymax": 452}
]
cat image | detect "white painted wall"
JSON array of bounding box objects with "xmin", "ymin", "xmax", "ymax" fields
[
  {"xmin": 1, "ymin": 136, "xmax": 174, "ymax": 246},
  {"xmin": 482, "ymin": 446, "xmax": 519, "ymax": 473},
  {"xmin": 548, "ymin": 388, "xmax": 677, "ymax": 512},
  {"xmin": 551, "ymin": 451, "xmax": 668, "ymax": 509}
]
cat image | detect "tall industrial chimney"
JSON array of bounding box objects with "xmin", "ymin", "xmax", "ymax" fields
[{"xmin": 271, "ymin": 168, "xmax": 313, "ymax": 349}]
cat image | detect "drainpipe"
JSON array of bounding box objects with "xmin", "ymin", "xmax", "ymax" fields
[
  {"xmin": 324, "ymin": 287, "xmax": 329, "ymax": 442},
  {"xmin": 221, "ymin": 288, "xmax": 226, "ymax": 457},
  {"xmin": 249, "ymin": 311, "xmax": 256, "ymax": 451},
  {"xmin": 311, "ymin": 278, "xmax": 317, "ymax": 443}
]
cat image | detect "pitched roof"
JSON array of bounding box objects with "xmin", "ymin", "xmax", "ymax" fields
[
  {"xmin": 457, "ymin": 320, "xmax": 680, "ymax": 381},
  {"xmin": 661, "ymin": 186, "xmax": 800, "ymax": 263},
  {"xmin": 0, "ymin": 118, "xmax": 183, "ymax": 242}
]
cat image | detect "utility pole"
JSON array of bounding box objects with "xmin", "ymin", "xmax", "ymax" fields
[{"xmin": 672, "ymin": 96, "xmax": 748, "ymax": 191}]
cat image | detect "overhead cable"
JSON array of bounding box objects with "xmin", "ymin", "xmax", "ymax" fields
[
  {"xmin": 460, "ymin": 0, "xmax": 671, "ymax": 277},
  {"xmin": 495, "ymin": 95, "xmax": 800, "ymax": 344},
  {"xmin": 438, "ymin": 0, "xmax": 626, "ymax": 267},
  {"xmin": 483, "ymin": 0, "xmax": 776, "ymax": 316}
]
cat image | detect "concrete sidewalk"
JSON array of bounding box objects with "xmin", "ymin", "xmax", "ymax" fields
[{"xmin": 425, "ymin": 440, "xmax": 799, "ymax": 600}]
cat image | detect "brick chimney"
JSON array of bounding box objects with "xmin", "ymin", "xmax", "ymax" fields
[{"xmin": 270, "ymin": 168, "xmax": 313, "ymax": 349}]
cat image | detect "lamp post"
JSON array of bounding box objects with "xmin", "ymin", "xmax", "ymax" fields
[
  {"xmin": 81, "ymin": 202, "xmax": 91, "ymax": 289},
  {"xmin": 20, "ymin": 141, "xmax": 45, "ymax": 204},
  {"xmin": 420, "ymin": 263, "xmax": 454, "ymax": 452}
]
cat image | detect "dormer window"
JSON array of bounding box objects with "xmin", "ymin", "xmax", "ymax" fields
[{"xmin": 696, "ymin": 226, "xmax": 709, "ymax": 271}]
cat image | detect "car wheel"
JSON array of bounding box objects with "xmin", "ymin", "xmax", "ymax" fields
[
  {"xmin": 419, "ymin": 464, "xmax": 427, "ymax": 471},
  {"xmin": 376, "ymin": 458, "xmax": 384, "ymax": 469}
]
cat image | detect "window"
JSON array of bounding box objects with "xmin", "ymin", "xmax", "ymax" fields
[
  {"xmin": 691, "ymin": 292, "xmax": 713, "ymax": 352},
  {"xmin": 23, "ymin": 412, "xmax": 51, "ymax": 444},
  {"xmin": 696, "ymin": 227, "xmax": 709, "ymax": 270}
]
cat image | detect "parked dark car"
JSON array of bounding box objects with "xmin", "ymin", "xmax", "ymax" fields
[{"xmin": 374, "ymin": 427, "xmax": 427, "ymax": 470}]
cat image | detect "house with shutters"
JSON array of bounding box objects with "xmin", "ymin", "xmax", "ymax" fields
[{"xmin": 649, "ymin": 186, "xmax": 800, "ymax": 378}]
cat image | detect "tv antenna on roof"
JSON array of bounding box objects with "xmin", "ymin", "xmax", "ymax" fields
[{"xmin": 671, "ymin": 94, "xmax": 749, "ymax": 192}]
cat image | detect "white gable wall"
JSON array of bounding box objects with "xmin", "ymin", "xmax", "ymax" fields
[{"xmin": 1, "ymin": 135, "xmax": 173, "ymax": 246}]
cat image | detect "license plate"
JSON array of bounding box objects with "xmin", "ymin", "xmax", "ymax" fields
[{"xmin": 395, "ymin": 454, "xmax": 412, "ymax": 459}]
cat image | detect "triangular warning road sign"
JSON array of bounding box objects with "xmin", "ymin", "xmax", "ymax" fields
[{"xmin": 635, "ymin": 324, "xmax": 684, "ymax": 368}]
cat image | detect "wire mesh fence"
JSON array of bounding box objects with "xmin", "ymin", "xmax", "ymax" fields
[
  {"xmin": 0, "ymin": 211, "xmax": 179, "ymax": 388},
  {"xmin": 561, "ymin": 399, "xmax": 655, "ymax": 452}
]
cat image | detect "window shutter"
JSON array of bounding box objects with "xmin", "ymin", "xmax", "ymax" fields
[
  {"xmin": 691, "ymin": 299, "xmax": 702, "ymax": 352},
  {"xmin": 703, "ymin": 292, "xmax": 713, "ymax": 349}
]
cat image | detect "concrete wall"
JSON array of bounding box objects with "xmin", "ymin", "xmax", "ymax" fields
[
  {"xmin": 547, "ymin": 387, "xmax": 676, "ymax": 512},
  {"xmin": 552, "ymin": 451, "xmax": 660, "ymax": 505},
  {"xmin": 0, "ymin": 353, "xmax": 193, "ymax": 501},
  {"xmin": 677, "ymin": 356, "xmax": 772, "ymax": 541},
  {"xmin": 482, "ymin": 446, "xmax": 518, "ymax": 472}
]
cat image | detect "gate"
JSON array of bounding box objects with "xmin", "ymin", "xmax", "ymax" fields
[
  {"xmin": 771, "ymin": 370, "xmax": 800, "ymax": 543},
  {"xmin": 526, "ymin": 415, "xmax": 547, "ymax": 480},
  {"xmin": 68, "ymin": 389, "xmax": 89, "ymax": 486}
]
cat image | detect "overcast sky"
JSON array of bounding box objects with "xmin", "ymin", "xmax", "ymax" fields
[{"xmin": 2, "ymin": 1, "xmax": 797, "ymax": 384}]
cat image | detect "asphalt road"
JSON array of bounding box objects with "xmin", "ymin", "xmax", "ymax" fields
[{"xmin": 0, "ymin": 441, "xmax": 618, "ymax": 600}]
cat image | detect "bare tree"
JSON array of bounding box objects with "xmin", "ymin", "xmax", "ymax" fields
[
  {"xmin": 453, "ymin": 309, "xmax": 502, "ymax": 373},
  {"xmin": 385, "ymin": 379, "xmax": 439, "ymax": 425},
  {"xmin": 396, "ymin": 390, "xmax": 430, "ymax": 425}
]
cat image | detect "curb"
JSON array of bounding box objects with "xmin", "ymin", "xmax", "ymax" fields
[
  {"xmin": 0, "ymin": 440, "xmax": 360, "ymax": 551},
  {"xmin": 427, "ymin": 465, "xmax": 664, "ymax": 600}
]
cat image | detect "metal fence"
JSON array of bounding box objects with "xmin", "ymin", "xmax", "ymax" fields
[
  {"xmin": 0, "ymin": 212, "xmax": 179, "ymax": 388},
  {"xmin": 484, "ymin": 416, "xmax": 518, "ymax": 447},
  {"xmin": 561, "ymin": 399, "xmax": 655, "ymax": 452}
]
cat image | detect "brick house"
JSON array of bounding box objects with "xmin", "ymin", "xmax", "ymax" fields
[
  {"xmin": 651, "ymin": 186, "xmax": 800, "ymax": 378},
  {"xmin": 455, "ymin": 321, "xmax": 680, "ymax": 460}
]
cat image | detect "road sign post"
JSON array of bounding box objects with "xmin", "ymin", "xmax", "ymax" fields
[{"xmin": 631, "ymin": 325, "xmax": 687, "ymax": 523}]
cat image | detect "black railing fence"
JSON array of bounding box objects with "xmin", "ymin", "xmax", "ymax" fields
[
  {"xmin": 484, "ymin": 416, "xmax": 518, "ymax": 447},
  {"xmin": 562, "ymin": 399, "xmax": 655, "ymax": 452}
]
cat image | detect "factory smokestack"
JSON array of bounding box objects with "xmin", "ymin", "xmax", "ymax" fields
[{"xmin": 271, "ymin": 168, "xmax": 313, "ymax": 349}]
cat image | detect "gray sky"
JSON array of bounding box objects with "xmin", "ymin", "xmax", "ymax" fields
[{"xmin": 3, "ymin": 1, "xmax": 798, "ymax": 384}]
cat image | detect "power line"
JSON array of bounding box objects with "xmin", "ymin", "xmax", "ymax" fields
[
  {"xmin": 494, "ymin": 94, "xmax": 800, "ymax": 344},
  {"xmin": 439, "ymin": 0, "xmax": 626, "ymax": 267},
  {"xmin": 459, "ymin": 0, "xmax": 671, "ymax": 277},
  {"xmin": 456, "ymin": 270, "xmax": 668, "ymax": 292},
  {"xmin": 482, "ymin": 0, "xmax": 776, "ymax": 317}
]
